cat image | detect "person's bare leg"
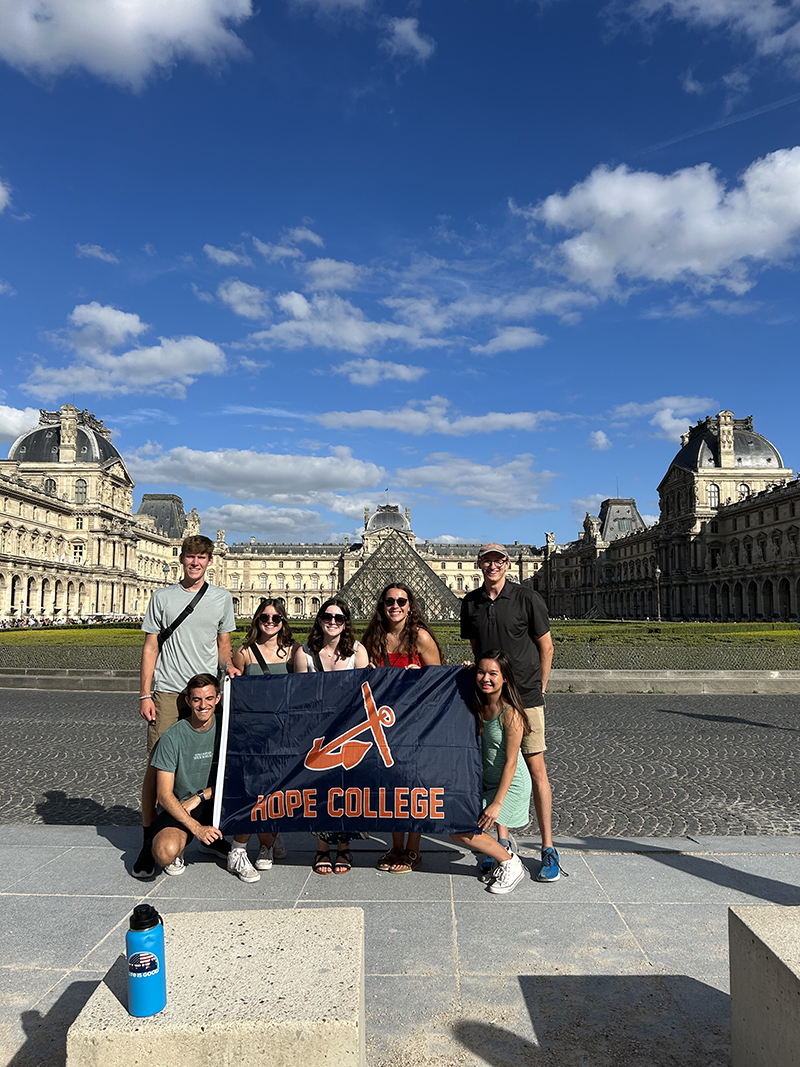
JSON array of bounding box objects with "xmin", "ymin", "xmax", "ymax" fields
[
  {"xmin": 390, "ymin": 831, "xmax": 422, "ymax": 871},
  {"xmin": 450, "ymin": 831, "xmax": 512, "ymax": 864},
  {"xmin": 141, "ymin": 760, "xmax": 157, "ymax": 827},
  {"xmin": 524, "ymin": 751, "xmax": 553, "ymax": 849},
  {"xmin": 151, "ymin": 828, "xmax": 189, "ymax": 868}
]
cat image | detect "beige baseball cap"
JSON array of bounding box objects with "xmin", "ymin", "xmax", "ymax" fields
[{"xmin": 477, "ymin": 542, "xmax": 510, "ymax": 560}]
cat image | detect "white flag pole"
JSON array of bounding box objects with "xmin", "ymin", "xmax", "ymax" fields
[{"xmin": 212, "ymin": 674, "xmax": 232, "ymax": 828}]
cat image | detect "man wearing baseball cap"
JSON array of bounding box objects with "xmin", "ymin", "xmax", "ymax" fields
[{"xmin": 460, "ymin": 543, "xmax": 562, "ymax": 882}]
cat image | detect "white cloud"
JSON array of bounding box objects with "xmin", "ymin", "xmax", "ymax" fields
[
  {"xmin": 588, "ymin": 430, "xmax": 612, "ymax": 451},
  {"xmin": 531, "ymin": 147, "xmax": 800, "ymax": 294},
  {"xmin": 0, "ymin": 176, "xmax": 12, "ymax": 213},
  {"xmin": 76, "ymin": 243, "xmax": 119, "ymax": 263},
  {"xmin": 0, "ymin": 279, "xmax": 16, "ymax": 296},
  {"xmin": 22, "ymin": 302, "xmax": 226, "ymax": 401},
  {"xmin": 127, "ymin": 445, "xmax": 384, "ymax": 502},
  {"xmin": 380, "ymin": 17, "xmax": 436, "ymax": 64},
  {"xmin": 331, "ymin": 358, "xmax": 427, "ymax": 386},
  {"xmin": 471, "ymin": 326, "xmax": 548, "ymax": 355},
  {"xmin": 612, "ymin": 395, "xmax": 717, "ymax": 440},
  {"xmin": 241, "ymin": 292, "xmax": 445, "ymax": 354},
  {"xmin": 286, "ymin": 225, "xmax": 324, "ymax": 247},
  {"xmin": 570, "ymin": 493, "xmax": 607, "ymax": 524},
  {"xmin": 395, "ymin": 452, "xmax": 557, "ymax": 517},
  {"xmin": 217, "ymin": 278, "xmax": 271, "ymax": 320},
  {"xmin": 627, "ymin": 0, "xmax": 800, "ymax": 67},
  {"xmin": 302, "ymin": 257, "xmax": 367, "ymax": 290},
  {"xmin": 200, "ymin": 503, "xmax": 339, "ymax": 542},
  {"xmin": 424, "ymin": 534, "xmax": 483, "ymax": 545},
  {"xmin": 0, "ymin": 404, "xmax": 41, "ymax": 443},
  {"xmin": 0, "ymin": 0, "xmax": 253, "ymax": 90},
  {"xmin": 287, "ymin": 0, "xmax": 370, "ymax": 11},
  {"xmin": 253, "ymin": 237, "xmax": 305, "ymax": 263},
  {"xmin": 191, "ymin": 282, "xmax": 215, "ymax": 304},
  {"xmin": 203, "ymin": 243, "xmax": 253, "ymax": 267},
  {"xmin": 317, "ymin": 396, "xmax": 561, "ymax": 436},
  {"xmin": 681, "ymin": 69, "xmax": 705, "ymax": 95}
]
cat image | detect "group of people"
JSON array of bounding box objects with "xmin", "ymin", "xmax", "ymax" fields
[{"xmin": 132, "ymin": 535, "xmax": 562, "ymax": 897}]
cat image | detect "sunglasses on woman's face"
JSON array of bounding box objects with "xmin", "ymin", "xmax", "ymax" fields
[
  {"xmin": 258, "ymin": 614, "xmax": 283, "ymax": 625},
  {"xmin": 320, "ymin": 612, "xmax": 345, "ymax": 625},
  {"xmin": 384, "ymin": 597, "xmax": 408, "ymax": 608}
]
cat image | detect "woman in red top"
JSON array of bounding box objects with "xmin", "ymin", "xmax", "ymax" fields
[{"xmin": 362, "ymin": 583, "xmax": 443, "ymax": 873}]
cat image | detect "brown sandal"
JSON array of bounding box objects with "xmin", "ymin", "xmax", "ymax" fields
[
  {"xmin": 390, "ymin": 849, "xmax": 422, "ymax": 874},
  {"xmin": 376, "ymin": 848, "xmax": 402, "ymax": 872}
]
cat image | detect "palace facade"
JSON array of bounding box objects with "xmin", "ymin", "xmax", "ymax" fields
[
  {"xmin": 2, "ymin": 405, "xmax": 798, "ymax": 622},
  {"xmin": 0, "ymin": 405, "xmax": 198, "ymax": 619}
]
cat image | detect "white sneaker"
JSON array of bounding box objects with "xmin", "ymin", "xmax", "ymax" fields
[
  {"xmin": 227, "ymin": 847, "xmax": 260, "ymax": 882},
  {"xmin": 255, "ymin": 844, "xmax": 273, "ymax": 870},
  {"xmin": 480, "ymin": 845, "xmax": 511, "ymax": 883},
  {"xmin": 272, "ymin": 834, "xmax": 287, "ymax": 860},
  {"xmin": 487, "ymin": 853, "xmax": 525, "ymax": 895},
  {"xmin": 163, "ymin": 854, "xmax": 186, "ymax": 877}
]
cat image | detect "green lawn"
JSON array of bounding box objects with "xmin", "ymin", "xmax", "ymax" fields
[{"xmin": 1, "ymin": 620, "xmax": 797, "ymax": 647}]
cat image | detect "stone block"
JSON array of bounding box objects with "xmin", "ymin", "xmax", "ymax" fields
[
  {"xmin": 729, "ymin": 905, "xmax": 800, "ymax": 1067},
  {"xmin": 67, "ymin": 908, "xmax": 364, "ymax": 1067}
]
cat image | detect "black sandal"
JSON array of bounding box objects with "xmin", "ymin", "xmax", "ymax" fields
[
  {"xmin": 313, "ymin": 850, "xmax": 333, "ymax": 875},
  {"xmin": 334, "ymin": 848, "xmax": 352, "ymax": 874}
]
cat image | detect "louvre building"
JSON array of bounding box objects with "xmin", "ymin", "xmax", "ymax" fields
[{"xmin": 1, "ymin": 406, "xmax": 798, "ymax": 622}]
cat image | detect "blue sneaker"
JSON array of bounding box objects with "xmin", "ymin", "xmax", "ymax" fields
[{"xmin": 537, "ymin": 846, "xmax": 566, "ymax": 883}]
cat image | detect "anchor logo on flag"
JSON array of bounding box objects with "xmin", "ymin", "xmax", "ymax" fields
[{"xmin": 304, "ymin": 681, "xmax": 396, "ymax": 771}]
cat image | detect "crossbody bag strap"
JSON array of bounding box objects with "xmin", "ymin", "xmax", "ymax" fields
[
  {"xmin": 157, "ymin": 583, "xmax": 209, "ymax": 651},
  {"xmin": 250, "ymin": 643, "xmax": 269, "ymax": 672},
  {"xmin": 312, "ymin": 649, "xmax": 325, "ymax": 673}
]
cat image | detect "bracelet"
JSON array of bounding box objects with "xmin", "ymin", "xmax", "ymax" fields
[{"xmin": 139, "ymin": 694, "xmax": 153, "ymax": 701}]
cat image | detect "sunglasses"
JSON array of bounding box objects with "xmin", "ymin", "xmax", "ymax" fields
[
  {"xmin": 320, "ymin": 612, "xmax": 346, "ymax": 625},
  {"xmin": 384, "ymin": 596, "xmax": 408, "ymax": 607},
  {"xmin": 258, "ymin": 614, "xmax": 283, "ymax": 625}
]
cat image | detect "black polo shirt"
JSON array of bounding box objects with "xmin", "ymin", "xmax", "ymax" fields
[{"xmin": 460, "ymin": 581, "xmax": 550, "ymax": 706}]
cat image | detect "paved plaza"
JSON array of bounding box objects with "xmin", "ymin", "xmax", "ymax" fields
[{"xmin": 1, "ymin": 689, "xmax": 800, "ymax": 1065}]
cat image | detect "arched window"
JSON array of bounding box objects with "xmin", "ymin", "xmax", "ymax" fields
[
  {"xmin": 707, "ymin": 483, "xmax": 720, "ymax": 508},
  {"xmin": 294, "ymin": 597, "xmax": 303, "ymax": 615},
  {"xmin": 75, "ymin": 479, "xmax": 87, "ymax": 505},
  {"xmin": 738, "ymin": 483, "xmax": 750, "ymax": 500}
]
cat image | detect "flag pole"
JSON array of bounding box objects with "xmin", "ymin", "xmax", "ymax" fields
[{"xmin": 212, "ymin": 674, "xmax": 232, "ymax": 828}]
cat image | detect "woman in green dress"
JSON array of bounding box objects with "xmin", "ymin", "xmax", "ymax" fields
[{"xmin": 474, "ymin": 648, "xmax": 532, "ymax": 883}]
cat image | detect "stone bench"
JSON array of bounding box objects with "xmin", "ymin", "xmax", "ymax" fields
[
  {"xmin": 729, "ymin": 905, "xmax": 800, "ymax": 1067},
  {"xmin": 67, "ymin": 908, "xmax": 365, "ymax": 1067}
]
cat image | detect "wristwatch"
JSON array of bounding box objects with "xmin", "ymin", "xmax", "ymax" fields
[{"xmin": 196, "ymin": 790, "xmax": 205, "ymax": 802}]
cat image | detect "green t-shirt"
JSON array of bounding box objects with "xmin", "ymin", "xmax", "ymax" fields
[{"xmin": 151, "ymin": 715, "xmax": 220, "ymax": 806}]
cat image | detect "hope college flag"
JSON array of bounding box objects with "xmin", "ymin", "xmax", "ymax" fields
[{"xmin": 212, "ymin": 666, "xmax": 482, "ymax": 835}]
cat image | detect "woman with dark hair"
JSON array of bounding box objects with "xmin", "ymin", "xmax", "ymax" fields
[
  {"xmin": 226, "ymin": 599, "xmax": 301, "ymax": 881},
  {"xmin": 294, "ymin": 597, "xmax": 369, "ymax": 874},
  {"xmin": 469, "ymin": 648, "xmax": 531, "ymax": 890},
  {"xmin": 232, "ymin": 598, "xmax": 300, "ymax": 676},
  {"xmin": 363, "ymin": 583, "xmax": 443, "ymax": 874}
]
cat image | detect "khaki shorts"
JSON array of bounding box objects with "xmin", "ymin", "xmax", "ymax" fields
[
  {"xmin": 146, "ymin": 691, "xmax": 189, "ymax": 756},
  {"xmin": 520, "ymin": 705, "xmax": 546, "ymax": 756}
]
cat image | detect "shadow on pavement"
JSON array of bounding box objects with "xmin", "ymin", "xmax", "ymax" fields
[
  {"xmin": 35, "ymin": 790, "xmax": 139, "ymax": 826},
  {"xmin": 5, "ymin": 980, "xmax": 97, "ymax": 1067},
  {"xmin": 656, "ymin": 706, "xmax": 799, "ymax": 731},
  {"xmin": 453, "ymin": 975, "xmax": 730, "ymax": 1067}
]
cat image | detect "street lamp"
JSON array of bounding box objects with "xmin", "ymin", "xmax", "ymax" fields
[{"xmin": 654, "ymin": 565, "xmax": 662, "ymax": 623}]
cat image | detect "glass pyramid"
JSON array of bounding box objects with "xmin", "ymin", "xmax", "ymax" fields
[{"xmin": 339, "ymin": 531, "xmax": 462, "ymax": 621}]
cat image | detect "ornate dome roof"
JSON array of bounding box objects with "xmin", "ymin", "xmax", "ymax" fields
[
  {"xmin": 8, "ymin": 408, "xmax": 123, "ymax": 465},
  {"xmin": 670, "ymin": 413, "xmax": 784, "ymax": 472},
  {"xmin": 366, "ymin": 505, "xmax": 410, "ymax": 533}
]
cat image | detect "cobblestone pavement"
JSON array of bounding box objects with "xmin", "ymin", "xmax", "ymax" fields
[{"xmin": 2, "ymin": 690, "xmax": 798, "ymax": 835}]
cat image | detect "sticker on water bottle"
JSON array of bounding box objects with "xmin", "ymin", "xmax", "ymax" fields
[{"xmin": 129, "ymin": 952, "xmax": 160, "ymax": 976}]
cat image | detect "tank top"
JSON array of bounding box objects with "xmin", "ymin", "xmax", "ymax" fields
[
  {"xmin": 382, "ymin": 650, "xmax": 423, "ymax": 667},
  {"xmin": 242, "ymin": 644, "xmax": 294, "ymax": 676},
  {"xmin": 301, "ymin": 641, "xmax": 360, "ymax": 671}
]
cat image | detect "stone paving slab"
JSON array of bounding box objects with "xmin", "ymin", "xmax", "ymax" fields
[{"xmin": 8, "ymin": 828, "xmax": 793, "ymax": 1066}]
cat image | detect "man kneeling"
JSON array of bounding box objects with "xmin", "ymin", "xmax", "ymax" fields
[{"xmin": 150, "ymin": 673, "xmax": 230, "ymax": 877}]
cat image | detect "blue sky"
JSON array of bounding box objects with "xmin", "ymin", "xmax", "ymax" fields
[{"xmin": 1, "ymin": 0, "xmax": 799, "ymax": 547}]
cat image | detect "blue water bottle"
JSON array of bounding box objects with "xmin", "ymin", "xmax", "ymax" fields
[{"xmin": 126, "ymin": 904, "xmax": 167, "ymax": 1017}]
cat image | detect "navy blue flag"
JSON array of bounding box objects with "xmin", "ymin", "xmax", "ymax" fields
[{"xmin": 213, "ymin": 666, "xmax": 482, "ymax": 835}]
